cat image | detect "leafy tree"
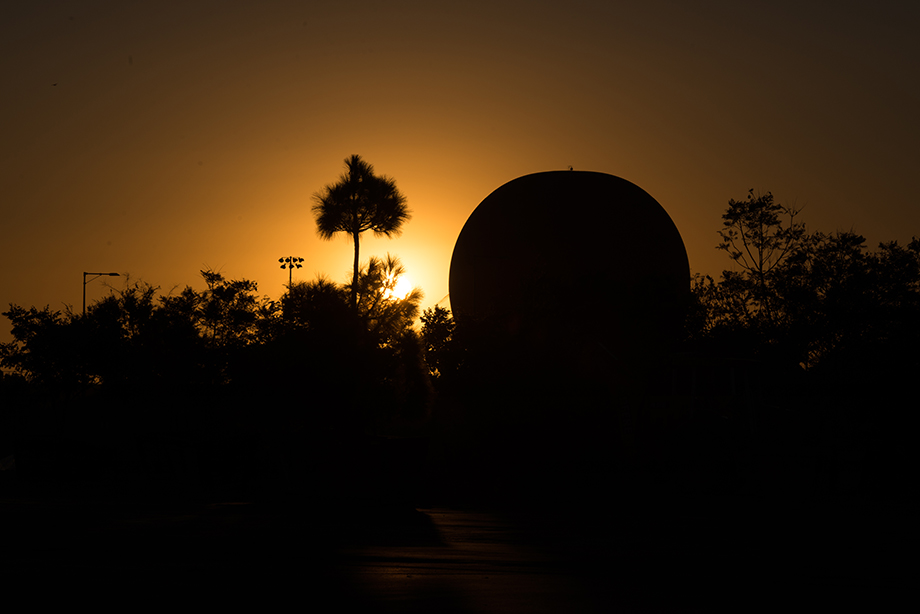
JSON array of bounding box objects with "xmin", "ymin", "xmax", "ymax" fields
[
  {"xmin": 1, "ymin": 271, "xmax": 273, "ymax": 400},
  {"xmin": 82, "ymin": 280, "xmax": 163, "ymax": 388},
  {"xmin": 281, "ymin": 257, "xmax": 422, "ymax": 346},
  {"xmin": 281, "ymin": 275, "xmax": 352, "ymax": 333},
  {"xmin": 372, "ymin": 328, "xmax": 433, "ymax": 433},
  {"xmin": 689, "ymin": 190, "xmax": 811, "ymax": 362},
  {"xmin": 312, "ymin": 155, "xmax": 411, "ymax": 309},
  {"xmin": 0, "ymin": 305, "xmax": 78, "ymax": 388},
  {"xmin": 715, "ymin": 189, "xmax": 806, "ymax": 328},
  {"xmin": 2, "ymin": 281, "xmax": 210, "ymax": 437},
  {"xmin": 346, "ymin": 254, "xmax": 430, "ymax": 431},
  {"xmin": 347, "ymin": 254, "xmax": 423, "ymax": 346},
  {"xmin": 692, "ymin": 190, "xmax": 920, "ymax": 376},
  {"xmin": 198, "ymin": 269, "xmax": 270, "ymax": 348},
  {"xmin": 420, "ymin": 305, "xmax": 458, "ymax": 381},
  {"xmin": 254, "ymin": 262, "xmax": 428, "ymax": 432}
]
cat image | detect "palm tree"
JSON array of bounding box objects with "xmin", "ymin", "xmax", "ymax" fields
[{"xmin": 312, "ymin": 155, "xmax": 411, "ymax": 309}]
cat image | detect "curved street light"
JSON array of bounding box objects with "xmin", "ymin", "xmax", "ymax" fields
[{"xmin": 83, "ymin": 272, "xmax": 120, "ymax": 315}]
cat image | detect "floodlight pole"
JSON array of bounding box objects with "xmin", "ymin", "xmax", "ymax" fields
[
  {"xmin": 83, "ymin": 272, "xmax": 120, "ymax": 315},
  {"xmin": 278, "ymin": 256, "xmax": 304, "ymax": 289}
]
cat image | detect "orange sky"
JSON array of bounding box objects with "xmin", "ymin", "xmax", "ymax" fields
[{"xmin": 3, "ymin": 0, "xmax": 919, "ymax": 344}]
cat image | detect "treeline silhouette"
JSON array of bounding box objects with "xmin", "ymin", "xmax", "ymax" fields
[
  {"xmin": 420, "ymin": 190, "xmax": 918, "ymax": 505},
  {"xmin": 1, "ymin": 154, "xmax": 433, "ymax": 505},
  {"xmin": 0, "ymin": 259, "xmax": 430, "ymax": 502},
  {"xmin": 1, "ymin": 187, "xmax": 917, "ymax": 506},
  {"xmin": 679, "ymin": 191, "xmax": 918, "ymax": 499}
]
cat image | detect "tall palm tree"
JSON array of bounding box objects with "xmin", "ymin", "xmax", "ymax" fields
[{"xmin": 312, "ymin": 155, "xmax": 411, "ymax": 309}]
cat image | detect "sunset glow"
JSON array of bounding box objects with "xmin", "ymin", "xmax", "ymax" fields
[
  {"xmin": 386, "ymin": 275, "xmax": 415, "ymax": 302},
  {"xmin": 1, "ymin": 5, "xmax": 915, "ymax": 601},
  {"xmin": 2, "ymin": 1, "xmax": 918, "ymax": 344}
]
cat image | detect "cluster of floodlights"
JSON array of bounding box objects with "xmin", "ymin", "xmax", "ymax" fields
[{"xmin": 279, "ymin": 256, "xmax": 304, "ymax": 287}]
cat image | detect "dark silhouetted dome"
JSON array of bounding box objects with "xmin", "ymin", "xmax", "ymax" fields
[{"xmin": 449, "ymin": 171, "xmax": 689, "ymax": 361}]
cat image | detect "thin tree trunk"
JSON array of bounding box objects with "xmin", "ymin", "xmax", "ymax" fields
[{"xmin": 352, "ymin": 230, "xmax": 360, "ymax": 310}]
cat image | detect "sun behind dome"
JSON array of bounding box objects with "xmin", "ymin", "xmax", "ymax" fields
[{"xmin": 449, "ymin": 170, "xmax": 690, "ymax": 361}]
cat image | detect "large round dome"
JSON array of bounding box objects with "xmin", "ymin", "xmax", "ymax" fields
[{"xmin": 449, "ymin": 171, "xmax": 690, "ymax": 360}]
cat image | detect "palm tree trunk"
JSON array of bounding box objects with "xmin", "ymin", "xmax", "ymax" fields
[{"xmin": 352, "ymin": 230, "xmax": 360, "ymax": 310}]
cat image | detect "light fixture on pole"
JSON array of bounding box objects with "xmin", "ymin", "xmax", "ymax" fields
[
  {"xmin": 83, "ymin": 272, "xmax": 120, "ymax": 315},
  {"xmin": 278, "ymin": 257, "xmax": 304, "ymax": 288}
]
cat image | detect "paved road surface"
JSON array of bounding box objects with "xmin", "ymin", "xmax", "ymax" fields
[
  {"xmin": 332, "ymin": 508, "xmax": 610, "ymax": 613},
  {"xmin": 1, "ymin": 497, "xmax": 911, "ymax": 610}
]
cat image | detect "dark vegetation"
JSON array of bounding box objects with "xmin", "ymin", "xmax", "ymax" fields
[
  {"xmin": 1, "ymin": 184, "xmax": 916, "ymax": 510},
  {"xmin": 312, "ymin": 154, "xmax": 411, "ymax": 310},
  {"xmin": 0, "ymin": 265, "xmax": 430, "ymax": 499},
  {"xmin": 417, "ymin": 190, "xmax": 918, "ymax": 505},
  {"xmin": 683, "ymin": 191, "xmax": 918, "ymax": 499},
  {"xmin": 1, "ymin": 155, "xmax": 428, "ymax": 506}
]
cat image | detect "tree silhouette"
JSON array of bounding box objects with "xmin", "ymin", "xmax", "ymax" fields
[
  {"xmin": 281, "ymin": 275, "xmax": 352, "ymax": 333},
  {"xmin": 348, "ymin": 254, "xmax": 423, "ymax": 347},
  {"xmin": 691, "ymin": 190, "xmax": 920, "ymax": 376},
  {"xmin": 420, "ymin": 305, "xmax": 458, "ymax": 382},
  {"xmin": 0, "ymin": 305, "xmax": 77, "ymax": 389},
  {"xmin": 716, "ymin": 189, "xmax": 806, "ymax": 328},
  {"xmin": 312, "ymin": 155, "xmax": 411, "ymax": 309},
  {"xmin": 197, "ymin": 269, "xmax": 269, "ymax": 348},
  {"xmin": 686, "ymin": 197, "xmax": 920, "ymax": 499}
]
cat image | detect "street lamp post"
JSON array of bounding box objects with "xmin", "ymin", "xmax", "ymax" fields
[
  {"xmin": 278, "ymin": 257, "xmax": 304, "ymax": 288},
  {"xmin": 83, "ymin": 272, "xmax": 120, "ymax": 315}
]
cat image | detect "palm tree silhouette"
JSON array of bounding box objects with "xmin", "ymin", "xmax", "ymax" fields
[{"xmin": 312, "ymin": 155, "xmax": 411, "ymax": 309}]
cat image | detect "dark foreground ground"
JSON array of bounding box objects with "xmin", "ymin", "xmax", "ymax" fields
[{"xmin": 1, "ymin": 493, "xmax": 912, "ymax": 611}]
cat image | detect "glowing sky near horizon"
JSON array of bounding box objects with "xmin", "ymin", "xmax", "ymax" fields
[{"xmin": 2, "ymin": 0, "xmax": 919, "ymax": 343}]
